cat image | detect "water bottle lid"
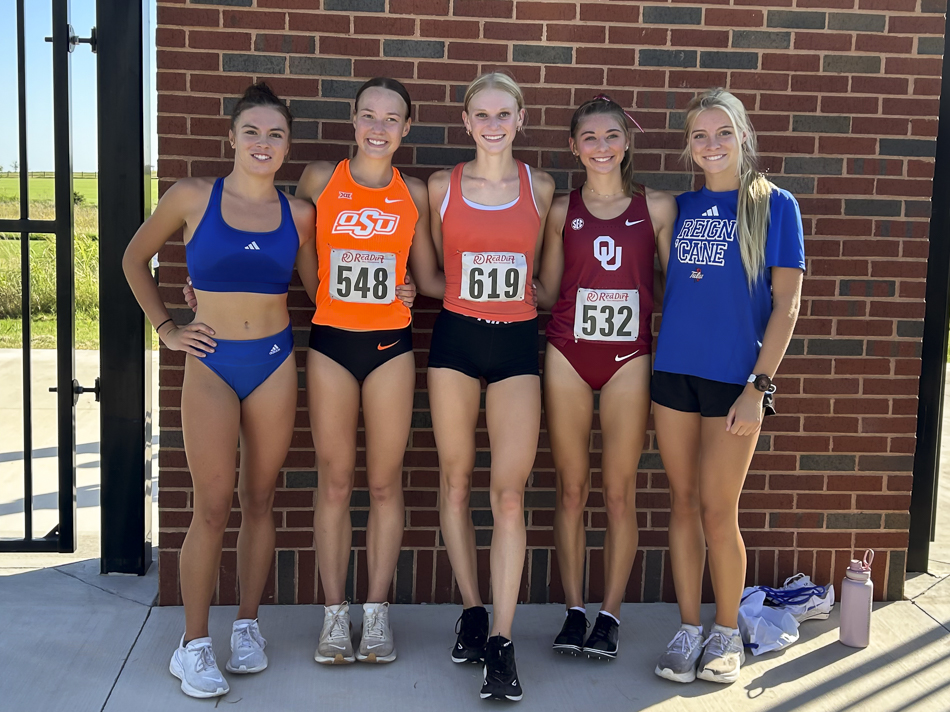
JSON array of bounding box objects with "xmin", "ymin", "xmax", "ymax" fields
[{"xmin": 845, "ymin": 549, "xmax": 873, "ymax": 581}]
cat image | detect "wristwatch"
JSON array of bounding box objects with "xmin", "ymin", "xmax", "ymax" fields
[{"xmin": 747, "ymin": 373, "xmax": 774, "ymax": 393}]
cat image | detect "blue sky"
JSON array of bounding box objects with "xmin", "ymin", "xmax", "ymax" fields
[{"xmin": 0, "ymin": 0, "xmax": 158, "ymax": 172}]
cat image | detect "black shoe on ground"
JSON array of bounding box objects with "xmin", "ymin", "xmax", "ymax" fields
[
  {"xmin": 582, "ymin": 613, "xmax": 619, "ymax": 661},
  {"xmin": 480, "ymin": 635, "xmax": 523, "ymax": 702},
  {"xmin": 452, "ymin": 606, "xmax": 489, "ymax": 664},
  {"xmin": 552, "ymin": 609, "xmax": 589, "ymax": 656}
]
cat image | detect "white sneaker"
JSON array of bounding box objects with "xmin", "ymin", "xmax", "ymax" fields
[
  {"xmin": 226, "ymin": 618, "xmax": 268, "ymax": 674},
  {"xmin": 357, "ymin": 602, "xmax": 397, "ymax": 663},
  {"xmin": 169, "ymin": 635, "xmax": 229, "ymax": 698},
  {"xmin": 654, "ymin": 624, "xmax": 705, "ymax": 683},
  {"xmin": 697, "ymin": 625, "xmax": 746, "ymax": 684},
  {"xmin": 314, "ymin": 602, "xmax": 355, "ymax": 664}
]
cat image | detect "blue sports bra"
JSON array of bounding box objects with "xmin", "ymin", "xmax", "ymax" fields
[{"xmin": 186, "ymin": 177, "xmax": 299, "ymax": 294}]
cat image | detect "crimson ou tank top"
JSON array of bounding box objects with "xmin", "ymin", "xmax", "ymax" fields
[{"xmin": 546, "ymin": 189, "xmax": 656, "ymax": 348}]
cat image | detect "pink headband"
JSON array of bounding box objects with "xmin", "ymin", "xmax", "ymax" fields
[{"xmin": 591, "ymin": 94, "xmax": 644, "ymax": 134}]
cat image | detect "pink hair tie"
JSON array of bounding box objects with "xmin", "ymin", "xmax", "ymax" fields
[{"xmin": 591, "ymin": 94, "xmax": 645, "ymax": 134}]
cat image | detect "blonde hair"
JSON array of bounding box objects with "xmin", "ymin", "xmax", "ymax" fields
[
  {"xmin": 681, "ymin": 88, "xmax": 773, "ymax": 286},
  {"xmin": 462, "ymin": 72, "xmax": 527, "ymax": 127}
]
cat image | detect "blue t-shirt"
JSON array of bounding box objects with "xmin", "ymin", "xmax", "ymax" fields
[{"xmin": 653, "ymin": 185, "xmax": 805, "ymax": 385}]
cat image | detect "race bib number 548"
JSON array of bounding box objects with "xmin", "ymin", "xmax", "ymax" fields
[
  {"xmin": 460, "ymin": 252, "xmax": 527, "ymax": 302},
  {"xmin": 573, "ymin": 288, "xmax": 639, "ymax": 341},
  {"xmin": 329, "ymin": 249, "xmax": 397, "ymax": 304}
]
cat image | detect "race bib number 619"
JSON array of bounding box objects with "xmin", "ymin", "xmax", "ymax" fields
[{"xmin": 460, "ymin": 251, "xmax": 527, "ymax": 302}]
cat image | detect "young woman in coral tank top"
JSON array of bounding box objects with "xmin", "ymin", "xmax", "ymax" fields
[{"xmin": 426, "ymin": 72, "xmax": 555, "ymax": 703}]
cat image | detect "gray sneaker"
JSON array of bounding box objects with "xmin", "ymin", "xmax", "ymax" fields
[
  {"xmin": 226, "ymin": 618, "xmax": 267, "ymax": 674},
  {"xmin": 654, "ymin": 625, "xmax": 705, "ymax": 683},
  {"xmin": 314, "ymin": 602, "xmax": 355, "ymax": 664},
  {"xmin": 697, "ymin": 627, "xmax": 746, "ymax": 684},
  {"xmin": 169, "ymin": 635, "xmax": 229, "ymax": 698},
  {"xmin": 357, "ymin": 602, "xmax": 397, "ymax": 663}
]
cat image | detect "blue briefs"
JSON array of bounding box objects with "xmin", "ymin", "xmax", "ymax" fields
[{"xmin": 199, "ymin": 323, "xmax": 294, "ymax": 400}]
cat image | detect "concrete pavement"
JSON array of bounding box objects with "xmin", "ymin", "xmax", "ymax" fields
[{"xmin": 2, "ymin": 353, "xmax": 950, "ymax": 710}]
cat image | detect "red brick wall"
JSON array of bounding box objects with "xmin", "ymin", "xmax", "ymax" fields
[{"xmin": 155, "ymin": 0, "xmax": 945, "ymax": 605}]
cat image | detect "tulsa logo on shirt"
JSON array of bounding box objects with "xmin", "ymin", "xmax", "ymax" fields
[{"xmin": 674, "ymin": 205, "xmax": 736, "ymax": 267}]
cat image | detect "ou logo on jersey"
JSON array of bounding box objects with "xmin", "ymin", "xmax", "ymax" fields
[
  {"xmin": 593, "ymin": 236, "xmax": 622, "ymax": 271},
  {"xmin": 332, "ymin": 208, "xmax": 400, "ymax": 238}
]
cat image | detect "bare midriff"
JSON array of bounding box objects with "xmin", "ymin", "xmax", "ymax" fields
[{"xmin": 192, "ymin": 290, "xmax": 290, "ymax": 340}]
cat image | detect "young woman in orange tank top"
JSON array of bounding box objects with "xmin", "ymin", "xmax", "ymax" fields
[
  {"xmin": 426, "ymin": 73, "xmax": 555, "ymax": 703},
  {"xmin": 295, "ymin": 79, "xmax": 443, "ymax": 665}
]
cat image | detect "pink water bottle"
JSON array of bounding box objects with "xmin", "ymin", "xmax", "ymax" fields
[{"xmin": 839, "ymin": 549, "xmax": 874, "ymax": 648}]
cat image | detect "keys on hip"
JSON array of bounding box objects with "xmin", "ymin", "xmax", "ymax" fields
[
  {"xmin": 330, "ymin": 249, "xmax": 397, "ymax": 304},
  {"xmin": 573, "ymin": 288, "xmax": 640, "ymax": 341},
  {"xmin": 460, "ymin": 252, "xmax": 527, "ymax": 302}
]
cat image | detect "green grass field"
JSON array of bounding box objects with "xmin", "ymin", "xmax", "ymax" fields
[{"xmin": 0, "ymin": 175, "xmax": 159, "ymax": 209}]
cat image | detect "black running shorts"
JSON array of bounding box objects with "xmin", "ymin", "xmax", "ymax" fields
[
  {"xmin": 309, "ymin": 323, "xmax": 413, "ymax": 381},
  {"xmin": 651, "ymin": 370, "xmax": 773, "ymax": 418},
  {"xmin": 427, "ymin": 309, "xmax": 539, "ymax": 383}
]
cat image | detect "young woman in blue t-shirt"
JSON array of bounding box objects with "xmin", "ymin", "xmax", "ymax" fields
[{"xmin": 651, "ymin": 89, "xmax": 805, "ymax": 685}]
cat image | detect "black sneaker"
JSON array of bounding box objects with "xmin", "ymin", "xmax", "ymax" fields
[
  {"xmin": 480, "ymin": 635, "xmax": 523, "ymax": 702},
  {"xmin": 552, "ymin": 609, "xmax": 589, "ymax": 656},
  {"xmin": 582, "ymin": 613, "xmax": 619, "ymax": 661},
  {"xmin": 452, "ymin": 606, "xmax": 489, "ymax": 664}
]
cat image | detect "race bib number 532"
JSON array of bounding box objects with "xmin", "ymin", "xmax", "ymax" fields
[
  {"xmin": 573, "ymin": 288, "xmax": 639, "ymax": 341},
  {"xmin": 460, "ymin": 252, "xmax": 527, "ymax": 302},
  {"xmin": 329, "ymin": 249, "xmax": 397, "ymax": 304}
]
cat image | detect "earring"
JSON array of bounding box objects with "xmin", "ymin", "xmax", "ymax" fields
[{"xmin": 466, "ymin": 129, "xmax": 471, "ymax": 136}]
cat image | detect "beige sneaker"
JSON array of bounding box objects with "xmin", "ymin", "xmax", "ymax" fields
[
  {"xmin": 314, "ymin": 602, "xmax": 355, "ymax": 664},
  {"xmin": 357, "ymin": 601, "xmax": 396, "ymax": 663}
]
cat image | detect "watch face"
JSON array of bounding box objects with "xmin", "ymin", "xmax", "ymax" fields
[{"xmin": 754, "ymin": 375, "xmax": 771, "ymax": 392}]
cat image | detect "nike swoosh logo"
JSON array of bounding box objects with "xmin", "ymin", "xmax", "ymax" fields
[
  {"xmin": 378, "ymin": 341, "xmax": 399, "ymax": 351},
  {"xmin": 367, "ymin": 643, "xmax": 385, "ymax": 649},
  {"xmin": 328, "ymin": 644, "xmax": 346, "ymax": 650},
  {"xmin": 238, "ymin": 653, "xmax": 255, "ymax": 661},
  {"xmin": 384, "ymin": 198, "xmax": 402, "ymax": 203},
  {"xmin": 615, "ymin": 350, "xmax": 640, "ymax": 362},
  {"xmin": 625, "ymin": 219, "xmax": 644, "ymax": 226}
]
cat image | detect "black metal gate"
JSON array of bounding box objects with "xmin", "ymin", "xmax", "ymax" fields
[
  {"xmin": 0, "ymin": 0, "xmax": 91, "ymax": 553},
  {"xmin": 909, "ymin": 9, "xmax": 950, "ymax": 572}
]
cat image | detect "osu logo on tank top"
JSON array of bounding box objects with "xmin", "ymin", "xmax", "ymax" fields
[{"xmin": 332, "ymin": 208, "xmax": 400, "ymax": 238}]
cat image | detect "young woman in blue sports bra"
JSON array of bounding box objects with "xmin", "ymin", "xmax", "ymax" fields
[{"xmin": 123, "ymin": 83, "xmax": 317, "ymax": 699}]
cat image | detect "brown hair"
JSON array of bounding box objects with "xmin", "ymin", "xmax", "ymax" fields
[
  {"xmin": 570, "ymin": 96, "xmax": 642, "ymax": 197},
  {"xmin": 229, "ymin": 82, "xmax": 293, "ymax": 132},
  {"xmin": 354, "ymin": 77, "xmax": 412, "ymax": 120}
]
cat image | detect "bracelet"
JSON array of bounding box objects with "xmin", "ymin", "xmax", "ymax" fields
[{"xmin": 155, "ymin": 317, "xmax": 174, "ymax": 333}]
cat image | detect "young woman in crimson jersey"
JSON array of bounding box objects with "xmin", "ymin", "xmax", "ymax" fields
[
  {"xmin": 652, "ymin": 88, "xmax": 804, "ymax": 685},
  {"xmin": 535, "ymin": 96, "xmax": 676, "ymax": 661}
]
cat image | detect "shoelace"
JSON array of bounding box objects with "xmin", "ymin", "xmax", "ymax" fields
[
  {"xmin": 703, "ymin": 631, "xmax": 738, "ymax": 658},
  {"xmin": 327, "ymin": 609, "xmax": 349, "ymax": 642},
  {"xmin": 668, "ymin": 628, "xmax": 700, "ymax": 656},
  {"xmin": 235, "ymin": 625, "xmax": 254, "ymax": 650},
  {"xmin": 364, "ymin": 610, "xmax": 386, "ymax": 640},
  {"xmin": 486, "ymin": 643, "xmax": 512, "ymax": 677},
  {"xmin": 742, "ymin": 584, "xmax": 829, "ymax": 607},
  {"xmin": 193, "ymin": 643, "xmax": 217, "ymax": 673}
]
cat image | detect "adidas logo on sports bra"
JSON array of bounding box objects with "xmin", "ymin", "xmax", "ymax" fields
[
  {"xmin": 245, "ymin": 241, "xmax": 261, "ymax": 250},
  {"xmin": 269, "ymin": 344, "xmax": 281, "ymax": 355},
  {"xmin": 701, "ymin": 206, "xmax": 720, "ymax": 218}
]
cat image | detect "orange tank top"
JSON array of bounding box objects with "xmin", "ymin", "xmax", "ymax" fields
[
  {"xmin": 313, "ymin": 160, "xmax": 418, "ymax": 331},
  {"xmin": 441, "ymin": 161, "xmax": 540, "ymax": 322}
]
